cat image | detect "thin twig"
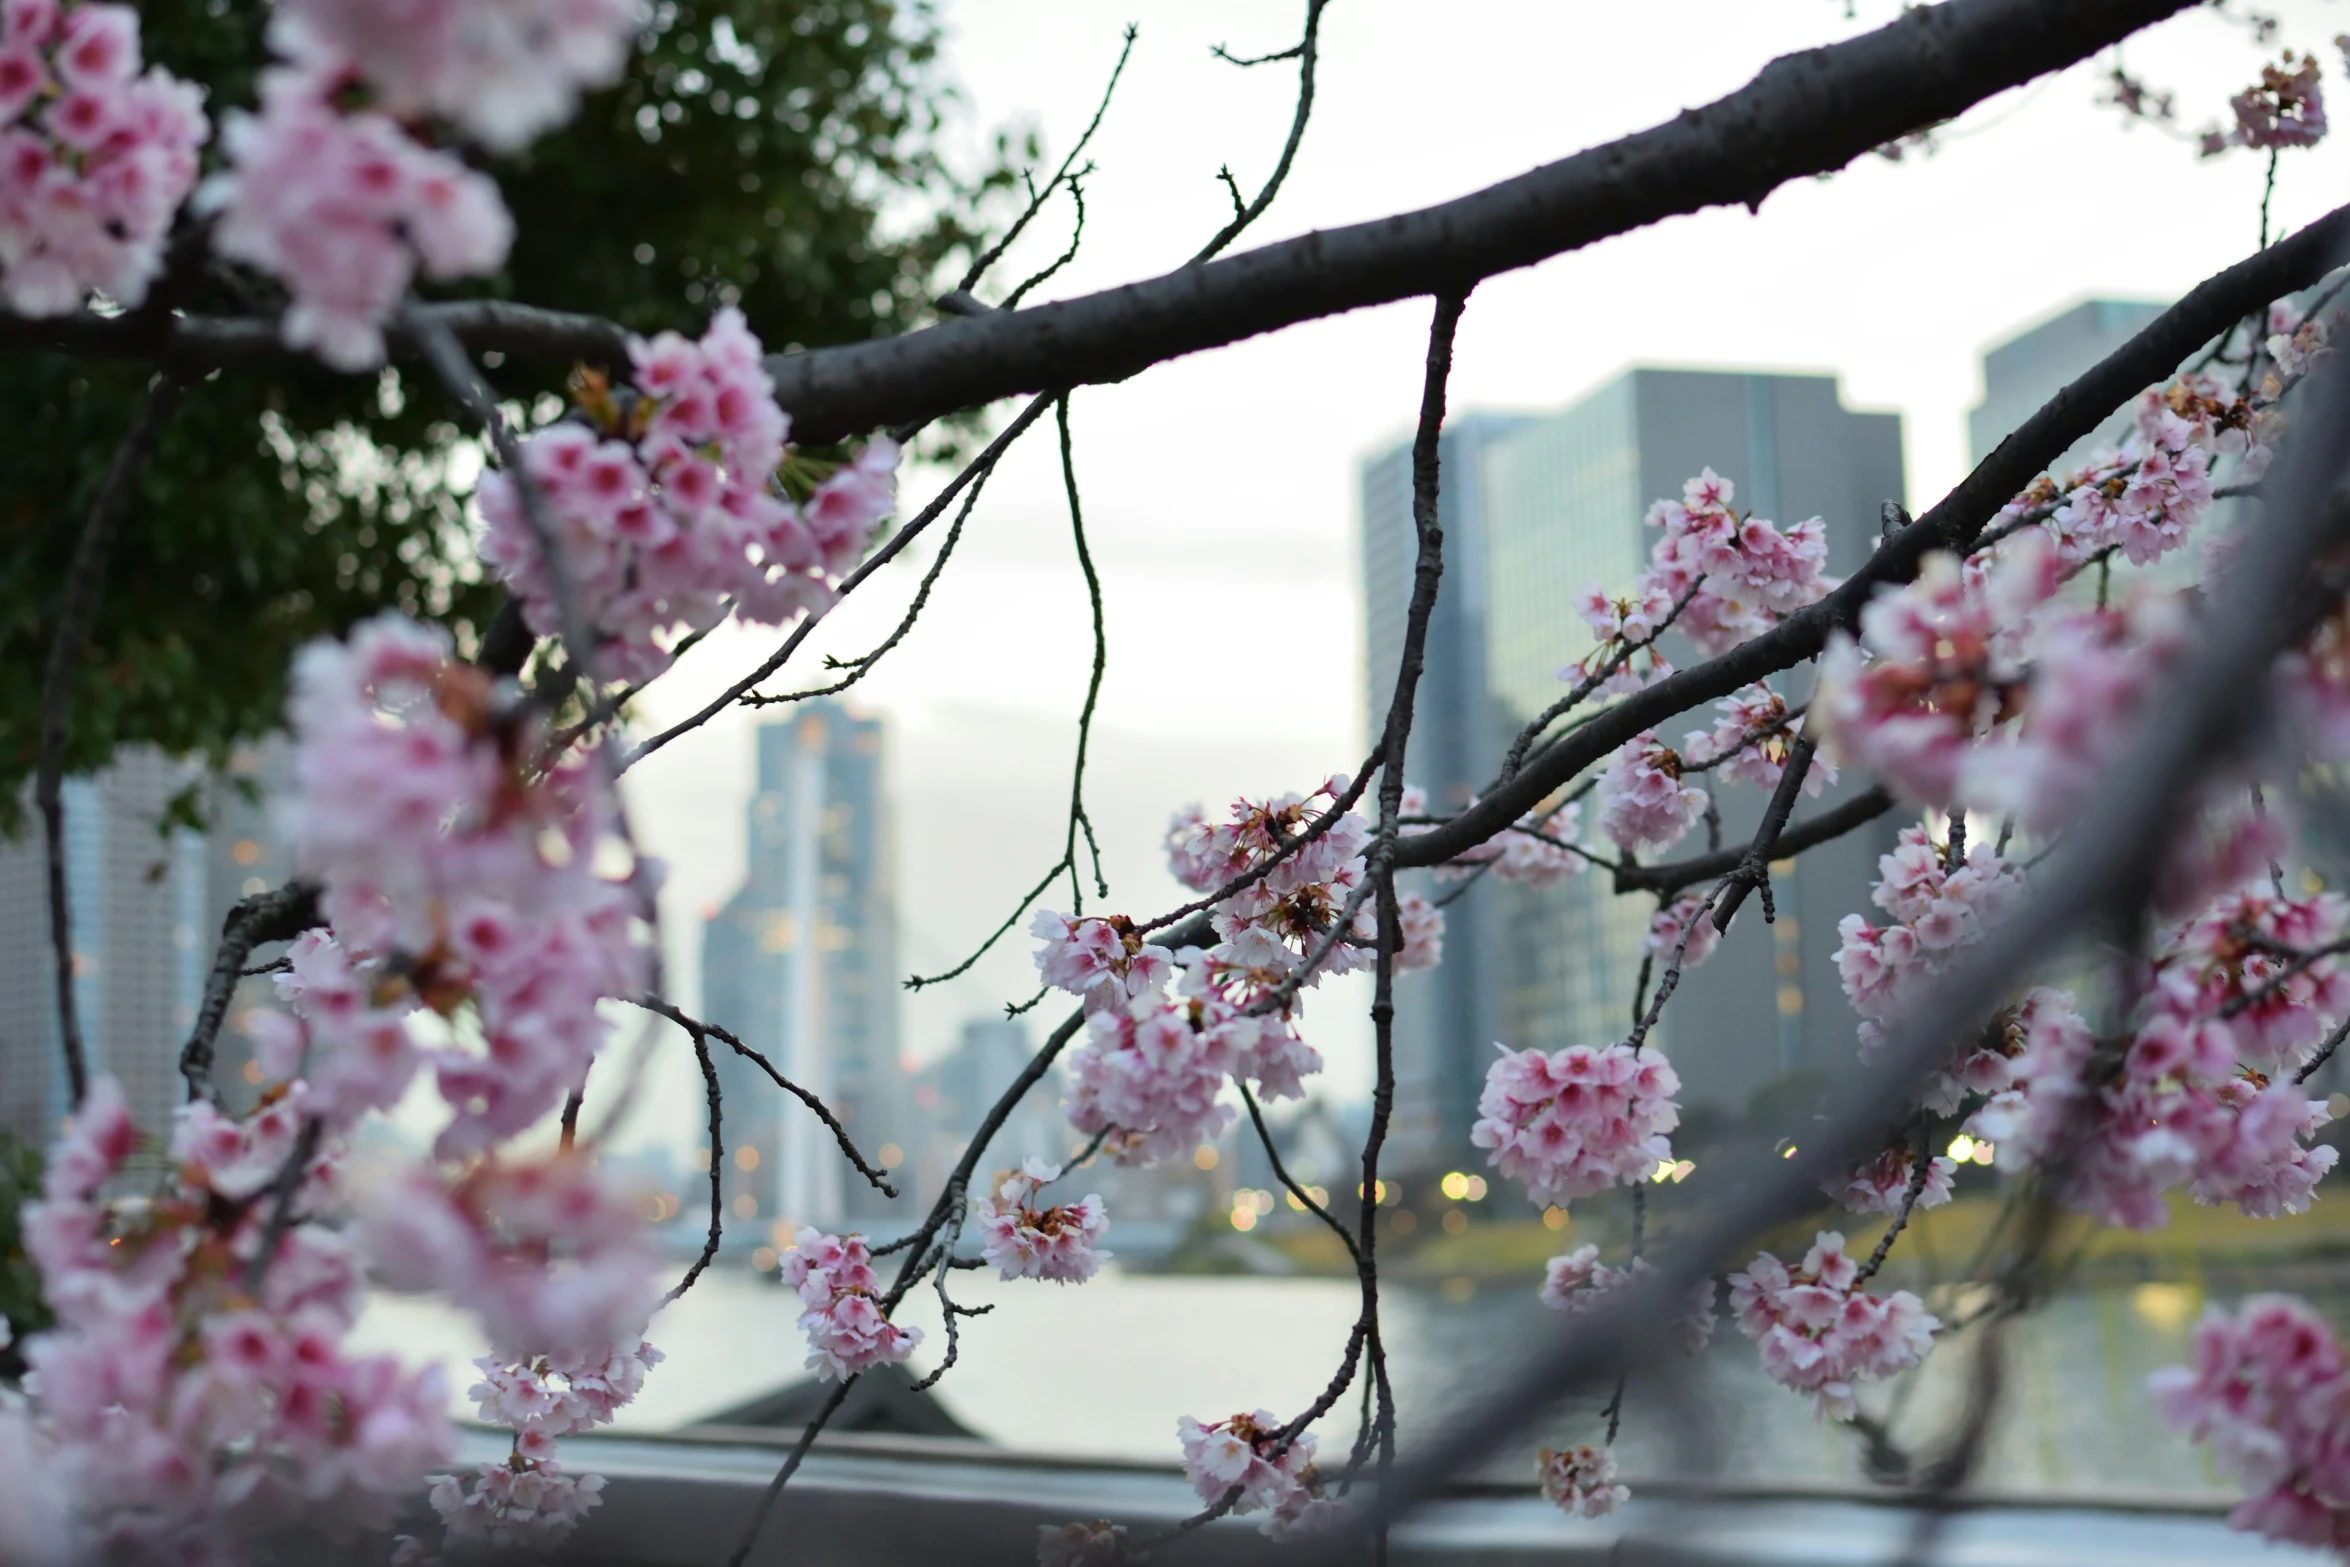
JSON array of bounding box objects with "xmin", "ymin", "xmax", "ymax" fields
[
  {"xmin": 1191, "ymin": 0, "xmax": 1331, "ymax": 265},
  {"xmin": 1709, "ymin": 733, "xmax": 1820, "ymax": 934},
  {"xmin": 179, "ymin": 880, "xmax": 323, "ymax": 1105},
  {"xmin": 38, "ymin": 373, "xmax": 185, "ymax": 1108},
  {"xmin": 1240, "ymin": 1083, "xmax": 1361, "ymax": 1265},
  {"xmin": 1057, "ymin": 395, "xmax": 1111, "ymax": 907},
  {"xmin": 722, "ymin": 1376, "xmax": 856, "ymax": 1567},
  {"xmin": 954, "ymin": 26, "xmax": 1136, "ymax": 299},
  {"xmin": 662, "ymin": 1029, "xmax": 726, "ymax": 1308}
]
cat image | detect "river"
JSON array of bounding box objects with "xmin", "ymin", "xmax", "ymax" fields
[{"xmin": 351, "ymin": 1261, "xmax": 2270, "ymax": 1495}]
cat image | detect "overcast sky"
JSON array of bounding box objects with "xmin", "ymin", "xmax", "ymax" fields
[{"xmin": 603, "ymin": 0, "xmax": 2350, "ymax": 1156}]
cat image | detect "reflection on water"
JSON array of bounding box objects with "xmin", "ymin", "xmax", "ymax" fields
[{"xmin": 351, "ymin": 1263, "xmax": 2314, "ymax": 1494}]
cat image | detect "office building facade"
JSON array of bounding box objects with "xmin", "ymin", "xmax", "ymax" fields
[
  {"xmin": 702, "ymin": 703, "xmax": 906, "ymax": 1242},
  {"xmin": 1360, "ymin": 371, "xmax": 1907, "ymax": 1177},
  {"xmin": 0, "ymin": 744, "xmax": 294, "ymax": 1159}
]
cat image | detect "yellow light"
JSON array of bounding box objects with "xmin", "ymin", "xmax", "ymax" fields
[
  {"xmin": 734, "ymin": 1145, "xmax": 761, "ymax": 1172},
  {"xmin": 1971, "ymin": 1140, "xmax": 1995, "ymax": 1167},
  {"xmin": 1439, "ymin": 1171, "xmax": 1469, "ymax": 1201},
  {"xmin": 1542, "ymin": 1207, "xmax": 1569, "ymax": 1232},
  {"xmin": 1308, "ymin": 1185, "xmax": 1328, "ymax": 1205},
  {"xmin": 731, "ymin": 1193, "xmax": 758, "ymax": 1219},
  {"xmin": 1286, "ymin": 1190, "xmax": 1306, "ymax": 1211},
  {"xmin": 1780, "ymin": 1145, "xmax": 1798, "ymax": 1160},
  {"xmin": 2132, "ymin": 1281, "xmax": 2199, "ymax": 1330},
  {"xmin": 1250, "ymin": 1189, "xmax": 1275, "ymax": 1216},
  {"xmin": 1947, "ymin": 1134, "xmax": 1977, "ymax": 1163},
  {"xmin": 1194, "ymin": 1145, "xmax": 1220, "ymax": 1171},
  {"xmin": 1464, "ymin": 1175, "xmax": 1488, "ymax": 1201},
  {"xmin": 751, "ymin": 1246, "xmax": 778, "ymax": 1272},
  {"xmin": 878, "ymin": 1142, "xmax": 904, "ymax": 1170},
  {"xmin": 1230, "ymin": 1206, "xmax": 1258, "ymax": 1233},
  {"xmin": 242, "ymin": 1060, "xmax": 265, "ymax": 1085}
]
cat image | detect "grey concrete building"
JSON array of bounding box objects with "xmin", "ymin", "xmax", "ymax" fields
[
  {"xmin": 0, "ymin": 743, "xmax": 294, "ymax": 1160},
  {"xmin": 1360, "ymin": 370, "xmax": 1907, "ymax": 1175},
  {"xmin": 701, "ymin": 703, "xmax": 908, "ymax": 1242},
  {"xmin": 1969, "ymin": 299, "xmax": 2167, "ymax": 471}
]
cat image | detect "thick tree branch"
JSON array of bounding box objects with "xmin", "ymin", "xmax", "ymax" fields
[
  {"xmin": 0, "ymin": 298, "xmax": 631, "ymax": 371},
  {"xmin": 754, "ymin": 0, "xmax": 2193, "ymax": 442},
  {"xmin": 1611, "ymin": 786, "xmax": 1896, "ymax": 898},
  {"xmin": 178, "ymin": 880, "xmax": 323, "ymax": 1105}
]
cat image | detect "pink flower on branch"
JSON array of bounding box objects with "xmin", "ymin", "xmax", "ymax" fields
[
  {"xmin": 1595, "ymin": 733, "xmax": 1706, "ymax": 856},
  {"xmin": 1176, "ymin": 1410, "xmax": 1333, "ymax": 1538},
  {"xmin": 1728, "ymin": 1232, "xmax": 1937, "ymax": 1421},
  {"xmin": 1537, "ymin": 1444, "xmax": 1630, "ymax": 1519},
  {"xmin": 1472, "ymin": 1042, "xmax": 1681, "ymax": 1209},
  {"xmin": 781, "ymin": 1229, "xmax": 921, "ymax": 1381},
  {"xmin": 0, "ymin": 2, "xmax": 206, "ymax": 317},
  {"xmin": 976, "ymin": 1159, "xmax": 1110, "ymax": 1284}
]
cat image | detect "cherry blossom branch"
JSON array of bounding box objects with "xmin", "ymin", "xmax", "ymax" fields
[
  {"xmin": 240, "ymin": 1114, "xmax": 323, "ymax": 1295},
  {"xmin": 999, "ymin": 178, "xmax": 1090, "ymax": 313},
  {"xmin": 2296, "ymin": 1010, "xmax": 2350, "ymax": 1084},
  {"xmin": 1708, "ymin": 731, "xmax": 1821, "ymax": 934},
  {"xmin": 661, "ymin": 1029, "xmax": 725, "ymax": 1309},
  {"xmin": 1853, "ymin": 1119, "xmax": 1938, "ymax": 1287},
  {"xmin": 1400, "ymin": 201, "xmax": 2350, "ymax": 874},
  {"xmin": 1614, "ymin": 789, "xmax": 1899, "ymax": 900},
  {"xmin": 721, "ymin": 1376, "xmax": 855, "ymax": 1567},
  {"xmin": 37, "ymin": 372, "xmax": 186, "ymax": 1109},
  {"xmin": 1133, "ymin": 742, "xmax": 1384, "ymax": 937},
  {"xmin": 2216, "ymin": 935, "xmax": 2350, "ymax": 1016},
  {"xmin": 1495, "ymin": 578, "xmax": 1705, "ymax": 785},
  {"xmin": 1056, "ymin": 395, "xmax": 1112, "ymax": 908},
  {"xmin": 1239, "ymin": 1082, "xmax": 1362, "ymax": 1266},
  {"xmin": 0, "ymin": 297, "xmax": 633, "ymax": 374},
  {"xmin": 178, "ymin": 879, "xmax": 323, "ymax": 1106},
  {"xmin": 739, "ymin": 450, "xmax": 1003, "ymax": 710},
  {"xmin": 628, "ymin": 998, "xmax": 896, "ymax": 1198},
  {"xmin": 622, "ymin": 389, "xmax": 1057, "ymax": 773},
  {"xmin": 756, "ymin": 0, "xmax": 2196, "ymax": 444},
  {"xmin": 1289, "ymin": 255, "xmax": 2350, "ymax": 1567},
  {"xmin": 1626, "ymin": 884, "xmax": 1725, "ymax": 1056},
  {"xmin": 1189, "ymin": 0, "xmax": 1331, "ymax": 265}
]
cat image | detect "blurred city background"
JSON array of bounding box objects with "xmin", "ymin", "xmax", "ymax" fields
[{"xmin": 10, "ymin": 0, "xmax": 2350, "ymax": 1500}]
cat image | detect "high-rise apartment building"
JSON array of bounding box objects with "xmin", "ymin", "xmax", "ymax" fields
[
  {"xmin": 702, "ymin": 703, "xmax": 907, "ymax": 1243},
  {"xmin": 0, "ymin": 744, "xmax": 294, "ymax": 1158},
  {"xmin": 1360, "ymin": 371, "xmax": 1906, "ymax": 1176}
]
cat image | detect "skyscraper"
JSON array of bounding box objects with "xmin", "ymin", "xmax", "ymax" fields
[
  {"xmin": 1360, "ymin": 370, "xmax": 1906, "ymax": 1178},
  {"xmin": 702, "ymin": 703, "xmax": 906, "ymax": 1242},
  {"xmin": 1969, "ymin": 299, "xmax": 2167, "ymax": 470},
  {"xmin": 0, "ymin": 744, "xmax": 295, "ymax": 1158}
]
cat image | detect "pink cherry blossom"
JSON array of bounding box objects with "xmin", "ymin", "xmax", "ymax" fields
[
  {"xmin": 1566, "ymin": 582, "xmax": 1677, "ymax": 695},
  {"xmin": 1063, "ymin": 980, "xmax": 1249, "ymax": 1166},
  {"xmin": 1030, "ymin": 911, "xmax": 1174, "ymax": 1013},
  {"xmin": 1036, "ymin": 1520, "xmax": 1140, "ymax": 1566},
  {"xmin": 2143, "ymin": 884, "xmax": 2350, "ymax": 1071},
  {"xmin": 1539, "ymin": 1244, "xmax": 1715, "ymax": 1354},
  {"xmin": 1828, "ymin": 1144, "xmax": 1956, "ymax": 1216},
  {"xmin": 1633, "ymin": 469, "xmax": 1833, "ymax": 655},
  {"xmin": 1728, "ymin": 1232, "xmax": 1937, "ymax": 1420},
  {"xmin": 1471, "ymin": 1042, "xmax": 1682, "ymax": 1208},
  {"xmin": 1538, "ymin": 1444, "xmax": 1629, "ymax": 1519},
  {"xmin": 1645, "ymin": 892, "xmax": 1723, "ymax": 970},
  {"xmin": 2153, "ymin": 1295, "xmax": 2350, "ymax": 1551},
  {"xmin": 1434, "ymin": 795, "xmax": 1586, "ymax": 888},
  {"xmin": 1595, "ymin": 733, "xmax": 1706, "ymax": 855},
  {"xmin": 426, "ymin": 1452, "xmax": 607, "ymax": 1553},
  {"xmin": 360, "ymin": 1155, "xmax": 660, "ymax": 1357},
  {"xmin": 269, "ymin": 0, "xmax": 644, "ymax": 153},
  {"xmin": 479, "ymin": 310, "xmax": 898, "ymax": 684},
  {"xmin": 2203, "ymin": 52, "xmax": 2328, "ymax": 155},
  {"xmin": 781, "ymin": 1229, "xmax": 921, "ymax": 1381},
  {"xmin": 1176, "ymin": 1411, "xmax": 1333, "ymax": 1538},
  {"xmin": 467, "ymin": 1341, "xmax": 662, "ymax": 1436},
  {"xmin": 207, "ymin": 67, "xmax": 511, "ymax": 369},
  {"xmin": 1682, "ymin": 682, "xmax": 1832, "ymax": 795},
  {"xmin": 976, "ymin": 1159, "xmax": 1111, "ymax": 1284},
  {"xmin": 0, "ymin": 2, "xmax": 206, "ymax": 317}
]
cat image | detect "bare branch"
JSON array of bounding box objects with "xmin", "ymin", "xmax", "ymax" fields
[
  {"xmin": 1190, "ymin": 0, "xmax": 1331, "ymax": 265},
  {"xmin": 661, "ymin": 1029, "xmax": 725, "ymax": 1308},
  {"xmin": 38, "ymin": 372, "xmax": 185, "ymax": 1109}
]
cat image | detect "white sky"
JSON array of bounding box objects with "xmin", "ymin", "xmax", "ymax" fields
[{"xmin": 605, "ymin": 0, "xmax": 2350, "ymax": 1156}]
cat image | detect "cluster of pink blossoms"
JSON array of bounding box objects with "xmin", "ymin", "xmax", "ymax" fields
[
  {"xmin": 363, "ymin": 1155, "xmax": 661, "ymax": 1358},
  {"xmin": 1539, "ymin": 1245, "xmax": 1716, "ymax": 1354},
  {"xmin": 1972, "ymin": 1003, "xmax": 2334, "ymax": 1232},
  {"xmin": 1569, "ymin": 580, "xmax": 1679, "ymax": 695},
  {"xmin": 1030, "ymin": 912, "xmax": 1173, "ymax": 1015},
  {"xmin": 0, "ymin": 1, "xmax": 206, "ymax": 317},
  {"xmin": 2036, "ymin": 382, "xmax": 2250, "ymax": 566},
  {"xmin": 479, "ymin": 310, "xmax": 900, "ymax": 683},
  {"xmin": 1064, "ymin": 968, "xmax": 1273, "ymax": 1164},
  {"xmin": 17, "ymin": 1077, "xmax": 456, "ymax": 1561},
  {"xmin": 1470, "ymin": 1042, "xmax": 1682, "ymax": 1209},
  {"xmin": 207, "ymin": 0, "xmax": 642, "ymax": 367},
  {"xmin": 1176, "ymin": 1411, "xmax": 1334, "ymax": 1538},
  {"xmin": 1428, "ymin": 792, "xmax": 1586, "ymax": 889},
  {"xmin": 278, "ymin": 615, "xmax": 649, "ymax": 1157},
  {"xmin": 1683, "ymin": 682, "xmax": 1830, "ymax": 795},
  {"xmin": 782, "ymin": 1230, "xmax": 921, "ymax": 1381},
  {"xmin": 975, "ymin": 1158, "xmax": 1110, "ymax": 1283},
  {"xmin": 1537, "ymin": 1445, "xmax": 1630, "ymax": 1520},
  {"xmin": 1817, "ymin": 541, "xmax": 2054, "ymax": 807},
  {"xmin": 1644, "ymin": 891, "xmax": 1722, "ymax": 969},
  {"xmin": 2146, "ymin": 884, "xmax": 2350, "ymax": 1069},
  {"xmin": 1639, "ymin": 469, "xmax": 1834, "ymax": 654},
  {"xmin": 1827, "ymin": 1143, "xmax": 1957, "ymax": 1217},
  {"xmin": 1835, "ymin": 826, "xmax": 2029, "ymax": 1107},
  {"xmin": 1728, "ymin": 1232, "xmax": 1938, "ymax": 1421},
  {"xmin": 269, "ymin": 0, "xmax": 644, "ymax": 153},
  {"xmin": 2152, "ymin": 1295, "xmax": 2350, "ymax": 1551},
  {"xmin": 2203, "ymin": 51, "xmax": 2328, "ymax": 155},
  {"xmin": 394, "ymin": 1341, "xmax": 661, "ymax": 1562},
  {"xmin": 1594, "ymin": 733, "xmax": 1706, "ymax": 855}
]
